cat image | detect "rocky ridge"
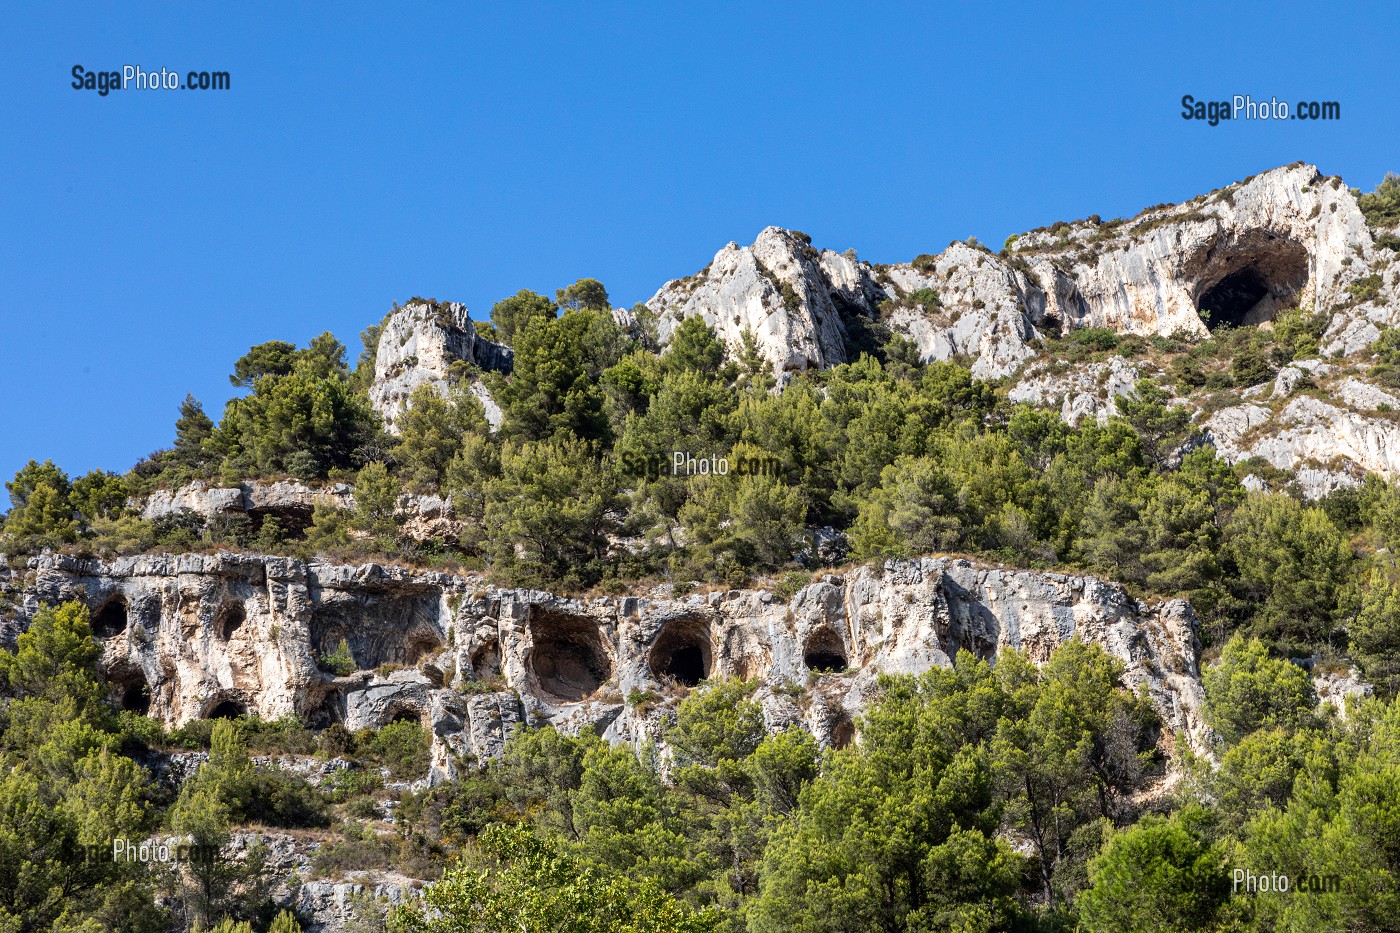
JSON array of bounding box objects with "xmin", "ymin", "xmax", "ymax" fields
[
  {"xmin": 641, "ymin": 162, "xmax": 1388, "ymax": 381},
  {"xmin": 358, "ymin": 164, "xmax": 1399, "ymax": 494},
  {"xmin": 1, "ymin": 551, "xmax": 1208, "ymax": 775},
  {"xmin": 367, "ymin": 300, "xmax": 511, "ymax": 432}
]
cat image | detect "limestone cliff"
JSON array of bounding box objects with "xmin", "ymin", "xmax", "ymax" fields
[
  {"xmin": 645, "ymin": 163, "xmax": 1388, "ymax": 381},
  {"xmin": 367, "ymin": 300, "xmax": 511, "ymax": 432},
  {"xmin": 1, "ymin": 551, "xmax": 1208, "ymax": 777}
]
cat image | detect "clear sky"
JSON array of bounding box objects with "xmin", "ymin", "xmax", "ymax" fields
[{"xmin": 2, "ymin": 1, "xmax": 1398, "ymax": 484}]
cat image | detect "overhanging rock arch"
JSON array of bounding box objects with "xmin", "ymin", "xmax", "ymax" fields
[
  {"xmin": 527, "ymin": 608, "xmax": 613, "ymax": 703},
  {"xmin": 648, "ymin": 616, "xmax": 714, "ymax": 687},
  {"xmin": 1190, "ymin": 230, "xmax": 1310, "ymax": 329}
]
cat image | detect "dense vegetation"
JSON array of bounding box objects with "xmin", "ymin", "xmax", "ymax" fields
[
  {"xmin": 5, "ymin": 177, "xmax": 1400, "ymax": 931},
  {"xmin": 5, "ymin": 281, "xmax": 1399, "ymax": 664},
  {"xmin": 6, "ymin": 599, "xmax": 1400, "ymax": 932},
  {"xmin": 0, "ymin": 600, "xmax": 444, "ymax": 933}
]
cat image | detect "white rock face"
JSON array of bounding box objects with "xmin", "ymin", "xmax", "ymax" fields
[
  {"xmin": 368, "ymin": 300, "xmax": 511, "ymax": 432},
  {"xmin": 140, "ymin": 480, "xmax": 354, "ymax": 523},
  {"xmin": 295, "ymin": 880, "xmax": 414, "ymax": 933},
  {"xmin": 877, "ymin": 243, "xmax": 1041, "ymax": 379},
  {"xmin": 647, "ymin": 228, "xmax": 857, "ymax": 374},
  {"xmin": 1008, "ymin": 356, "xmax": 1143, "ymax": 424},
  {"xmin": 1204, "ymin": 392, "xmax": 1400, "ymax": 496},
  {"xmin": 1019, "ymin": 163, "xmax": 1376, "ymax": 337},
  {"xmin": 4, "ymin": 552, "xmax": 1209, "ymax": 769},
  {"xmin": 646, "ymin": 164, "xmax": 1383, "ymax": 381},
  {"xmin": 646, "ymin": 231, "xmax": 1040, "ymax": 380}
]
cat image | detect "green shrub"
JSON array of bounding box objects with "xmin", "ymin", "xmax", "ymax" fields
[
  {"xmin": 317, "ymin": 638, "xmax": 357, "ymax": 676},
  {"xmin": 1068, "ymin": 328, "xmax": 1120, "ymax": 351},
  {"xmin": 1356, "ymin": 173, "xmax": 1400, "ymax": 228},
  {"xmin": 908, "ymin": 287, "xmax": 940, "ymax": 308},
  {"xmin": 357, "ymin": 719, "xmax": 432, "ymax": 780},
  {"xmin": 244, "ymin": 767, "xmax": 331, "ymax": 827},
  {"xmin": 1348, "ymin": 274, "xmax": 1383, "ymax": 304},
  {"xmin": 323, "ymin": 766, "xmax": 384, "ymax": 804}
]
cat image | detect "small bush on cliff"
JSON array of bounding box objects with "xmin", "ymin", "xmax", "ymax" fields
[
  {"xmin": 317, "ymin": 638, "xmax": 357, "ymax": 676},
  {"xmin": 1356, "ymin": 172, "xmax": 1400, "ymax": 228}
]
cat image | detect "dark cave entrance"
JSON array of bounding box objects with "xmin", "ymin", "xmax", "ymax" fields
[
  {"xmin": 206, "ymin": 699, "xmax": 246, "ymax": 720},
  {"xmin": 92, "ymin": 597, "xmax": 129, "ymax": 639},
  {"xmin": 830, "ymin": 715, "xmax": 856, "ymax": 750},
  {"xmin": 648, "ymin": 617, "xmax": 713, "ymax": 687},
  {"xmin": 121, "ymin": 681, "xmax": 152, "ymax": 715},
  {"xmin": 528, "ymin": 610, "xmax": 612, "ymax": 703},
  {"xmin": 107, "ymin": 664, "xmax": 152, "ymax": 715},
  {"xmin": 216, "ymin": 601, "xmax": 245, "ymax": 641},
  {"xmin": 1199, "ymin": 266, "xmax": 1272, "ymax": 328},
  {"xmin": 1193, "ymin": 233, "xmax": 1309, "ymax": 331},
  {"xmin": 308, "ymin": 691, "xmax": 344, "ymax": 728},
  {"xmin": 665, "ymin": 645, "xmax": 706, "ymax": 686},
  {"xmin": 388, "ymin": 708, "xmax": 424, "ymax": 727},
  {"xmin": 804, "ymin": 628, "xmax": 848, "ymax": 674}
]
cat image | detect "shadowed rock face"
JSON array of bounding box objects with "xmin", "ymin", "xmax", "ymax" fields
[
  {"xmin": 1, "ymin": 551, "xmax": 1209, "ymax": 779},
  {"xmin": 1193, "ymin": 233, "xmax": 1311, "ymax": 328}
]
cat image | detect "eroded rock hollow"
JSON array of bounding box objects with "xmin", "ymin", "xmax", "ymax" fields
[{"xmin": 0, "ymin": 552, "xmax": 1208, "ymax": 777}]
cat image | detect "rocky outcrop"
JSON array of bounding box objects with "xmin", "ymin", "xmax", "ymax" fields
[
  {"xmin": 2, "ymin": 552, "xmax": 1209, "ymax": 769},
  {"xmin": 1014, "ymin": 163, "xmax": 1376, "ymax": 337},
  {"xmin": 295, "ymin": 879, "xmax": 414, "ymax": 933},
  {"xmin": 646, "ymin": 230, "xmax": 1040, "ymax": 379},
  {"xmin": 368, "ymin": 301, "xmax": 511, "ymax": 432},
  {"xmin": 140, "ymin": 480, "xmax": 354, "ymax": 530},
  {"xmin": 139, "ymin": 481, "xmax": 467, "ymax": 543},
  {"xmin": 647, "ymin": 164, "xmax": 1388, "ymax": 380},
  {"xmin": 1008, "ymin": 356, "xmax": 1143, "ymax": 425},
  {"xmin": 646, "ymin": 228, "xmax": 861, "ymax": 374},
  {"xmin": 1204, "ymin": 391, "xmax": 1400, "ymax": 497}
]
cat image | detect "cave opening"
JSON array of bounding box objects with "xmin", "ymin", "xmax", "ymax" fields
[
  {"xmin": 308, "ymin": 691, "xmax": 344, "ymax": 728},
  {"xmin": 310, "ymin": 594, "xmax": 443, "ymax": 672},
  {"xmin": 1194, "ymin": 234, "xmax": 1309, "ymax": 331},
  {"xmin": 206, "ymin": 700, "xmax": 246, "ymax": 720},
  {"xmin": 217, "ymin": 602, "xmax": 245, "ymax": 641},
  {"xmin": 1199, "ymin": 266, "xmax": 1272, "ymax": 328},
  {"xmin": 666, "ymin": 645, "xmax": 706, "ymax": 686},
  {"xmin": 470, "ymin": 639, "xmax": 502, "ymax": 680},
  {"xmin": 121, "ymin": 681, "xmax": 152, "ymax": 715},
  {"xmin": 388, "ymin": 708, "xmax": 423, "ymax": 727},
  {"xmin": 830, "ymin": 715, "xmax": 856, "ymax": 750},
  {"xmin": 92, "ymin": 597, "xmax": 128, "ymax": 639},
  {"xmin": 648, "ymin": 617, "xmax": 713, "ymax": 687},
  {"xmin": 528, "ymin": 610, "xmax": 612, "ymax": 703},
  {"xmin": 804, "ymin": 628, "xmax": 848, "ymax": 674},
  {"xmin": 106, "ymin": 664, "xmax": 152, "ymax": 716}
]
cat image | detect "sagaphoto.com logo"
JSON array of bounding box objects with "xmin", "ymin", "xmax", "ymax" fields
[
  {"xmin": 1181, "ymin": 94, "xmax": 1339, "ymax": 126},
  {"xmin": 71, "ymin": 64, "xmax": 230, "ymax": 97}
]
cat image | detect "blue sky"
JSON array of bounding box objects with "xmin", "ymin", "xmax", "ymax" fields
[{"xmin": 2, "ymin": 1, "xmax": 1398, "ymax": 485}]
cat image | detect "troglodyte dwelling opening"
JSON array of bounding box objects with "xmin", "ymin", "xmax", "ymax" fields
[
  {"xmin": 1195, "ymin": 232, "xmax": 1309, "ymax": 330},
  {"xmin": 528, "ymin": 609, "xmax": 612, "ymax": 703},
  {"xmin": 649, "ymin": 617, "xmax": 713, "ymax": 687},
  {"xmin": 92, "ymin": 595, "xmax": 129, "ymax": 639},
  {"xmin": 205, "ymin": 699, "xmax": 247, "ymax": 720},
  {"xmin": 107, "ymin": 664, "xmax": 152, "ymax": 715},
  {"xmin": 803, "ymin": 627, "xmax": 848, "ymax": 674},
  {"xmin": 216, "ymin": 601, "xmax": 245, "ymax": 641}
]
